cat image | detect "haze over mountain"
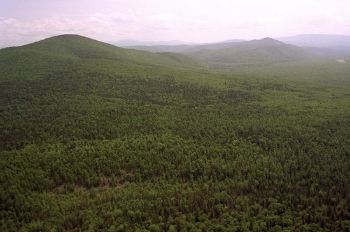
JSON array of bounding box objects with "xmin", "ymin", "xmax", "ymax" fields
[
  {"xmin": 275, "ymin": 34, "xmax": 350, "ymax": 58},
  {"xmin": 124, "ymin": 39, "xmax": 252, "ymax": 53},
  {"xmin": 125, "ymin": 37, "xmax": 314, "ymax": 64},
  {"xmin": 112, "ymin": 39, "xmax": 188, "ymax": 47},
  {"xmin": 186, "ymin": 38, "xmax": 313, "ymax": 64},
  {"xmin": 124, "ymin": 44, "xmax": 195, "ymax": 53},
  {"xmin": 276, "ymin": 34, "xmax": 350, "ymax": 47},
  {"xmin": 2, "ymin": 0, "xmax": 350, "ymax": 48},
  {"xmin": 124, "ymin": 34, "xmax": 350, "ymax": 61}
]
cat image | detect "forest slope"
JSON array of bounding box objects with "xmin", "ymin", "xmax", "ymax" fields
[
  {"xmin": 0, "ymin": 34, "xmax": 204, "ymax": 83},
  {"xmin": 1, "ymin": 35, "xmax": 350, "ymax": 231}
]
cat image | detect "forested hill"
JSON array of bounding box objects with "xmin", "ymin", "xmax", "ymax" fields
[
  {"xmin": 1, "ymin": 34, "xmax": 350, "ymax": 231},
  {"xmin": 0, "ymin": 34, "xmax": 204, "ymax": 82}
]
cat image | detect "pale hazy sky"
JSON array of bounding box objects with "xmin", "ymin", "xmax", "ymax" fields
[{"xmin": 1, "ymin": 0, "xmax": 350, "ymax": 47}]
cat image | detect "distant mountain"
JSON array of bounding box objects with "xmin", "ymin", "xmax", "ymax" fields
[
  {"xmin": 125, "ymin": 44, "xmax": 194, "ymax": 53},
  {"xmin": 185, "ymin": 37, "xmax": 313, "ymax": 64},
  {"xmin": 126, "ymin": 37, "xmax": 312, "ymax": 64},
  {"xmin": 112, "ymin": 39, "xmax": 187, "ymax": 47},
  {"xmin": 276, "ymin": 34, "xmax": 350, "ymax": 57},
  {"xmin": 125, "ymin": 39, "xmax": 245, "ymax": 53},
  {"xmin": 276, "ymin": 34, "xmax": 350, "ymax": 47}
]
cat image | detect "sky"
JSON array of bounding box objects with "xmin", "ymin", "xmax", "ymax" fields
[{"xmin": 1, "ymin": 0, "xmax": 350, "ymax": 47}]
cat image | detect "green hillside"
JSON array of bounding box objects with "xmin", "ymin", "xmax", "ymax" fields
[
  {"xmin": 0, "ymin": 34, "xmax": 204, "ymax": 82},
  {"xmin": 1, "ymin": 35, "xmax": 350, "ymax": 231}
]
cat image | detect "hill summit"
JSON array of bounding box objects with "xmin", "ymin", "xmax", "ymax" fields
[{"xmin": 0, "ymin": 34, "xmax": 204, "ymax": 77}]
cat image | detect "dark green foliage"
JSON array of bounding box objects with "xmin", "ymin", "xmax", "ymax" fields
[{"xmin": 1, "ymin": 35, "xmax": 350, "ymax": 231}]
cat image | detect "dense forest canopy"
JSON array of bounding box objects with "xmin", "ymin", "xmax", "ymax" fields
[{"xmin": 1, "ymin": 35, "xmax": 350, "ymax": 231}]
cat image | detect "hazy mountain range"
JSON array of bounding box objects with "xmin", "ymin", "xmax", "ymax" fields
[
  {"xmin": 115, "ymin": 34, "xmax": 350, "ymax": 48},
  {"xmin": 119, "ymin": 34, "xmax": 350, "ymax": 59},
  {"xmin": 120, "ymin": 37, "xmax": 313, "ymax": 64},
  {"xmin": 112, "ymin": 39, "xmax": 245, "ymax": 47},
  {"xmin": 276, "ymin": 34, "xmax": 350, "ymax": 47},
  {"xmin": 276, "ymin": 34, "xmax": 350, "ymax": 57},
  {"xmin": 112, "ymin": 39, "xmax": 187, "ymax": 47},
  {"xmin": 184, "ymin": 37, "xmax": 313, "ymax": 63},
  {"xmin": 2, "ymin": 34, "xmax": 349, "ymax": 70}
]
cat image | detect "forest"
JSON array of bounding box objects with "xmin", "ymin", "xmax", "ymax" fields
[{"xmin": 0, "ymin": 35, "xmax": 350, "ymax": 231}]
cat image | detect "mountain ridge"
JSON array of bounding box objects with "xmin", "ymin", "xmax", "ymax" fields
[
  {"xmin": 183, "ymin": 37, "xmax": 313, "ymax": 64},
  {"xmin": 121, "ymin": 34, "xmax": 350, "ymax": 59},
  {"xmin": 123, "ymin": 37, "xmax": 313, "ymax": 64}
]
